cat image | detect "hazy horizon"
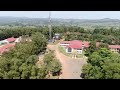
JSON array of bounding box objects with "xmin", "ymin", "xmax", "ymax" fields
[{"xmin": 0, "ymin": 11, "xmax": 120, "ymax": 19}]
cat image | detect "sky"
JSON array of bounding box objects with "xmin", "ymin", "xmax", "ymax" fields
[{"xmin": 0, "ymin": 11, "xmax": 120, "ymax": 19}]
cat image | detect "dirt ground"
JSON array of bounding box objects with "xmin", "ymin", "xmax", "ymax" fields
[{"xmin": 47, "ymin": 42, "xmax": 87, "ymax": 79}]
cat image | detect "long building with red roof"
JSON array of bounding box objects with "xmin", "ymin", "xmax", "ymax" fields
[
  {"xmin": 95, "ymin": 42, "xmax": 120, "ymax": 53},
  {"xmin": 60, "ymin": 40, "xmax": 90, "ymax": 54},
  {"xmin": 109, "ymin": 45, "xmax": 120, "ymax": 53},
  {"xmin": 60, "ymin": 40, "xmax": 120, "ymax": 54},
  {"xmin": 6, "ymin": 37, "xmax": 17, "ymax": 43},
  {"xmin": 0, "ymin": 43, "xmax": 15, "ymax": 55}
]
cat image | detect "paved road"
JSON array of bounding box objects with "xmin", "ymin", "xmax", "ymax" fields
[{"xmin": 47, "ymin": 43, "xmax": 87, "ymax": 79}]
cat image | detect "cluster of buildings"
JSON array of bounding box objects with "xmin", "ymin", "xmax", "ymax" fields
[
  {"xmin": 60, "ymin": 40, "xmax": 120, "ymax": 54},
  {"xmin": 0, "ymin": 37, "xmax": 22, "ymax": 55}
]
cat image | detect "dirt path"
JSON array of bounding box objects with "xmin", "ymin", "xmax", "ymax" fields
[{"xmin": 47, "ymin": 42, "xmax": 87, "ymax": 79}]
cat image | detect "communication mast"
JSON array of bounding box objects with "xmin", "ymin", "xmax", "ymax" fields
[{"xmin": 48, "ymin": 11, "xmax": 52, "ymax": 42}]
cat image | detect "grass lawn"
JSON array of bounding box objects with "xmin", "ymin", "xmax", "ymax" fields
[
  {"xmin": 77, "ymin": 54, "xmax": 84, "ymax": 58},
  {"xmin": 58, "ymin": 46, "xmax": 85, "ymax": 58},
  {"xmin": 49, "ymin": 76, "xmax": 59, "ymax": 79},
  {"xmin": 58, "ymin": 46, "xmax": 73, "ymax": 57}
]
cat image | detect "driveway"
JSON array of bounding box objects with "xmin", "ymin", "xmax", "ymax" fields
[{"xmin": 47, "ymin": 42, "xmax": 87, "ymax": 79}]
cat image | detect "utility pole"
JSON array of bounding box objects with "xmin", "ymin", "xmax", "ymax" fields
[{"xmin": 48, "ymin": 11, "xmax": 52, "ymax": 42}]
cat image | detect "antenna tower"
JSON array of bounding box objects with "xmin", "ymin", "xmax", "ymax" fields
[{"xmin": 48, "ymin": 11, "xmax": 52, "ymax": 41}]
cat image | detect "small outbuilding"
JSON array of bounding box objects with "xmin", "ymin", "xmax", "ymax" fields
[{"xmin": 54, "ymin": 33, "xmax": 61, "ymax": 40}]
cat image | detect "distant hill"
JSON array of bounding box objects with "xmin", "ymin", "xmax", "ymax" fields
[{"xmin": 0, "ymin": 16, "xmax": 120, "ymax": 28}]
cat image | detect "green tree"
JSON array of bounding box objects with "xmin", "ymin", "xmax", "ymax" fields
[
  {"xmin": 85, "ymin": 41, "xmax": 97, "ymax": 56},
  {"xmin": 82, "ymin": 48, "xmax": 120, "ymax": 79},
  {"xmin": 43, "ymin": 51, "xmax": 61, "ymax": 75},
  {"xmin": 0, "ymin": 32, "xmax": 48, "ymax": 79},
  {"xmin": 99, "ymin": 43, "xmax": 109, "ymax": 49},
  {"xmin": 31, "ymin": 32, "xmax": 47, "ymax": 54}
]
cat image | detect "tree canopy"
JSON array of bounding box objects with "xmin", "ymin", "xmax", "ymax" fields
[
  {"xmin": 43, "ymin": 51, "xmax": 62, "ymax": 75},
  {"xmin": 82, "ymin": 48, "xmax": 120, "ymax": 79},
  {"xmin": 0, "ymin": 32, "xmax": 48, "ymax": 79}
]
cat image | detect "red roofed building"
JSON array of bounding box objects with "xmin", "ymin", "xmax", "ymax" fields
[
  {"xmin": 60, "ymin": 41, "xmax": 71, "ymax": 47},
  {"xmin": 96, "ymin": 42, "xmax": 101, "ymax": 47},
  {"xmin": 60, "ymin": 40, "xmax": 120, "ymax": 54},
  {"xmin": 0, "ymin": 43, "xmax": 15, "ymax": 55},
  {"xmin": 109, "ymin": 45, "xmax": 120, "ymax": 53},
  {"xmin": 6, "ymin": 37, "xmax": 17, "ymax": 43},
  {"xmin": 67, "ymin": 40, "xmax": 83, "ymax": 49},
  {"xmin": 60, "ymin": 40, "xmax": 90, "ymax": 54},
  {"xmin": 83, "ymin": 41, "xmax": 90, "ymax": 48},
  {"xmin": 95, "ymin": 42, "xmax": 120, "ymax": 53}
]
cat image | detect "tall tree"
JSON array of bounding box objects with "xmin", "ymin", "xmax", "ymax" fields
[
  {"xmin": 31, "ymin": 32, "xmax": 47, "ymax": 54},
  {"xmin": 82, "ymin": 48, "xmax": 120, "ymax": 79}
]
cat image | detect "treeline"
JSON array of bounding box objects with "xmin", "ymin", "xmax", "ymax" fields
[
  {"xmin": 92, "ymin": 28, "xmax": 120, "ymax": 44},
  {"xmin": 65, "ymin": 27, "xmax": 120, "ymax": 45},
  {"xmin": 1, "ymin": 26, "xmax": 120, "ymax": 45},
  {"xmin": 0, "ymin": 26, "xmax": 88, "ymax": 41},
  {"xmin": 0, "ymin": 27, "xmax": 48, "ymax": 40}
]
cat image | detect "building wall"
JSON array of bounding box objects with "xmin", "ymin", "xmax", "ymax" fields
[
  {"xmin": 60, "ymin": 43, "xmax": 69, "ymax": 47},
  {"xmin": 66, "ymin": 48, "xmax": 83, "ymax": 54},
  {"xmin": 76, "ymin": 49, "xmax": 83, "ymax": 54},
  {"xmin": 55, "ymin": 34, "xmax": 60, "ymax": 40},
  {"xmin": 0, "ymin": 40, "xmax": 9, "ymax": 45},
  {"xmin": 72, "ymin": 49, "xmax": 82, "ymax": 54},
  {"xmin": 110, "ymin": 48, "xmax": 119, "ymax": 53}
]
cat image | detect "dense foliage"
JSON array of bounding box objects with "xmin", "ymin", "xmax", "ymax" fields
[
  {"xmin": 1, "ymin": 25, "xmax": 120, "ymax": 45},
  {"xmin": 85, "ymin": 41, "xmax": 97, "ymax": 57},
  {"xmin": 43, "ymin": 51, "xmax": 62, "ymax": 76},
  {"xmin": 0, "ymin": 26, "xmax": 86, "ymax": 41},
  {"xmin": 0, "ymin": 24, "xmax": 120, "ymax": 79},
  {"xmin": 0, "ymin": 29, "xmax": 62, "ymax": 79},
  {"xmin": 82, "ymin": 48, "xmax": 120, "ymax": 79},
  {"xmin": 64, "ymin": 27, "xmax": 120, "ymax": 45},
  {"xmin": 0, "ymin": 32, "xmax": 47, "ymax": 79}
]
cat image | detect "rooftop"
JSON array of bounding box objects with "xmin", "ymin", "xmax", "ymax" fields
[
  {"xmin": 109, "ymin": 45, "xmax": 120, "ymax": 49},
  {"xmin": 67, "ymin": 40, "xmax": 83, "ymax": 49},
  {"xmin": 61, "ymin": 40, "xmax": 90, "ymax": 49},
  {"xmin": 6, "ymin": 37, "xmax": 17, "ymax": 43},
  {"xmin": 0, "ymin": 43, "xmax": 15, "ymax": 54}
]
